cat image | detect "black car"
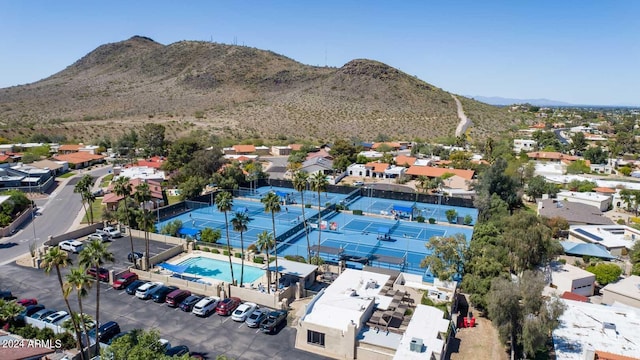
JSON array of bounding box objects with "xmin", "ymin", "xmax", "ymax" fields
[
  {"xmin": 0, "ymin": 290, "xmax": 15, "ymax": 300},
  {"xmin": 17, "ymin": 304, "xmax": 45, "ymax": 322},
  {"xmin": 125, "ymin": 280, "xmax": 148, "ymax": 295},
  {"xmin": 260, "ymin": 310, "xmax": 287, "ymax": 334},
  {"xmin": 179, "ymin": 295, "xmax": 203, "ymax": 312},
  {"xmin": 128, "ymin": 252, "xmax": 143, "ymax": 262},
  {"xmin": 165, "ymin": 345, "xmax": 189, "ymax": 357},
  {"xmin": 151, "ymin": 286, "xmax": 178, "ymax": 303},
  {"xmin": 88, "ymin": 321, "xmax": 121, "ymax": 344}
]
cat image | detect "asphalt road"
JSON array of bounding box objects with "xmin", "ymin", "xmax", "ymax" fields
[{"xmin": 0, "ymin": 166, "xmax": 112, "ymax": 265}]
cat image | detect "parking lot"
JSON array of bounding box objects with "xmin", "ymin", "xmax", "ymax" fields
[{"xmin": 1, "ymin": 238, "xmax": 330, "ymax": 360}]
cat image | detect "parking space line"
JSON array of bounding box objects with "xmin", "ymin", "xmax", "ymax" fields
[
  {"xmin": 255, "ymin": 329, "xmax": 261, "ymax": 334},
  {"xmin": 238, "ymin": 322, "xmax": 244, "ymax": 329},
  {"xmin": 222, "ymin": 317, "xmax": 231, "ymax": 324}
]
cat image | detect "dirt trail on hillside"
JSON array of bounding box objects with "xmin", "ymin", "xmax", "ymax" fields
[{"xmin": 453, "ymin": 95, "xmax": 472, "ymax": 137}]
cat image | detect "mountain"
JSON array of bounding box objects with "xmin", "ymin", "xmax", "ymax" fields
[
  {"xmin": 469, "ymin": 96, "xmax": 573, "ymax": 107},
  {"xmin": 0, "ymin": 36, "xmax": 520, "ymax": 141}
]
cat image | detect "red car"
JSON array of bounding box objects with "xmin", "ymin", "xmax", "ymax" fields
[
  {"xmin": 17, "ymin": 298, "xmax": 38, "ymax": 307},
  {"xmin": 215, "ymin": 297, "xmax": 241, "ymax": 316},
  {"xmin": 87, "ymin": 267, "xmax": 110, "ymax": 282},
  {"xmin": 166, "ymin": 289, "xmax": 191, "ymax": 308},
  {"xmin": 112, "ymin": 272, "xmax": 138, "ymax": 290}
]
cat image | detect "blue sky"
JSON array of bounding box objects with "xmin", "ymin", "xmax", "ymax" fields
[{"xmin": 1, "ymin": 1, "xmax": 638, "ymax": 105}]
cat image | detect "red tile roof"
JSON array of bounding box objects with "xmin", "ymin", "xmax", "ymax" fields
[
  {"xmin": 594, "ymin": 351, "xmax": 639, "ymax": 360},
  {"xmin": 233, "ymin": 144, "xmax": 256, "ymax": 153},
  {"xmin": 53, "ymin": 152, "xmax": 104, "ymax": 165},
  {"xmin": 59, "ymin": 144, "xmax": 82, "ymax": 151},
  {"xmin": 365, "ymin": 162, "xmax": 390, "ymax": 173},
  {"xmin": 395, "ymin": 155, "xmax": 417, "ymax": 166},
  {"xmin": 289, "ymin": 144, "xmax": 303, "ymax": 151},
  {"xmin": 406, "ymin": 166, "xmax": 474, "ymax": 180},
  {"xmin": 372, "ymin": 142, "xmax": 402, "ymax": 150},
  {"xmin": 103, "ymin": 178, "xmax": 163, "ymax": 204},
  {"xmin": 306, "ymin": 149, "xmax": 333, "ymax": 160},
  {"xmin": 527, "ymin": 151, "xmax": 580, "ymax": 161},
  {"xmin": 136, "ymin": 156, "xmax": 165, "ymax": 169},
  {"xmin": 560, "ymin": 291, "xmax": 589, "ymax": 303},
  {"xmin": 0, "ymin": 155, "xmax": 10, "ymax": 162},
  {"xmin": 593, "ymin": 187, "xmax": 616, "ymax": 194}
]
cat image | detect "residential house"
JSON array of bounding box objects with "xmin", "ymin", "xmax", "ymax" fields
[
  {"xmin": 556, "ymin": 191, "xmax": 612, "ymax": 212},
  {"xmin": 301, "ymin": 157, "xmax": 334, "ymax": 175},
  {"xmin": 568, "ymin": 224, "xmax": 640, "ymax": 257},
  {"xmin": 306, "ymin": 149, "xmax": 333, "ymax": 161},
  {"xmin": 255, "ymin": 145, "xmax": 270, "ymax": 155},
  {"xmin": 395, "ymin": 155, "xmax": 417, "ymax": 167},
  {"xmin": 537, "ymin": 198, "xmax": 613, "ymax": 225},
  {"xmin": 271, "ymin": 146, "xmax": 292, "ymax": 156},
  {"xmin": 405, "ymin": 166, "xmax": 474, "ymax": 191},
  {"xmin": 115, "ymin": 166, "xmax": 166, "ymax": 182},
  {"xmin": 52, "ymin": 152, "xmax": 105, "ymax": 169},
  {"xmin": 223, "ymin": 144, "xmax": 257, "ymax": 155},
  {"xmin": 527, "ymin": 151, "xmax": 582, "ymax": 163},
  {"xmin": 548, "ymin": 262, "xmax": 595, "ymax": 297},
  {"xmin": 103, "ymin": 178, "xmax": 165, "ymax": 211},
  {"xmin": 601, "ymin": 275, "xmax": 640, "ymax": 308},
  {"xmin": 372, "ymin": 142, "xmax": 403, "ymax": 151},
  {"xmin": 513, "ymin": 139, "xmax": 537, "ymax": 153},
  {"xmin": 30, "ymin": 159, "xmax": 68, "ymax": 175},
  {"xmin": 358, "ymin": 151, "xmax": 383, "ymax": 159},
  {"xmin": 136, "ymin": 156, "xmax": 165, "ymax": 169},
  {"xmin": 58, "ymin": 144, "xmax": 82, "ymax": 154}
]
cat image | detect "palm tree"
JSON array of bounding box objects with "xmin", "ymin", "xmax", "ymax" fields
[
  {"xmin": 255, "ymin": 230, "xmax": 275, "ymax": 294},
  {"xmin": 65, "ymin": 267, "xmax": 94, "ymax": 356},
  {"xmin": 42, "ymin": 247, "xmax": 84, "ymax": 356},
  {"xmin": 309, "ymin": 171, "xmax": 328, "ymax": 265},
  {"xmin": 136, "ymin": 209, "xmax": 156, "ymax": 270},
  {"xmin": 231, "ymin": 212, "xmax": 251, "ymax": 286},
  {"xmin": 261, "ymin": 192, "xmax": 281, "ymax": 287},
  {"xmin": 292, "ymin": 171, "xmax": 311, "ymax": 262},
  {"xmin": 0, "ymin": 299, "xmax": 24, "ymax": 329},
  {"xmin": 416, "ymin": 175, "xmax": 429, "ymax": 194},
  {"xmin": 113, "ymin": 177, "xmax": 136, "ymax": 268},
  {"xmin": 79, "ymin": 240, "xmax": 114, "ymax": 350},
  {"xmin": 215, "ymin": 191, "xmax": 235, "ymax": 286},
  {"xmin": 134, "ymin": 183, "xmax": 153, "ymax": 269},
  {"xmin": 74, "ymin": 177, "xmax": 90, "ymax": 225}
]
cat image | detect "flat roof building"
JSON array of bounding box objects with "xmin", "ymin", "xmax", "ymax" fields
[
  {"xmin": 568, "ymin": 225, "xmax": 640, "ymax": 256},
  {"xmin": 601, "ymin": 275, "xmax": 640, "ymax": 308}
]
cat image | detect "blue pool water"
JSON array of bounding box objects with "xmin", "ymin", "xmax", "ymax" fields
[{"xmin": 177, "ymin": 257, "xmax": 265, "ymax": 284}]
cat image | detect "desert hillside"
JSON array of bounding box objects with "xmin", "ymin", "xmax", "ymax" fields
[{"xmin": 0, "ymin": 36, "xmax": 518, "ymax": 142}]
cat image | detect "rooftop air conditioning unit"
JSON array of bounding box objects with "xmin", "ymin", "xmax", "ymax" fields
[{"xmin": 409, "ymin": 337, "xmax": 423, "ymax": 352}]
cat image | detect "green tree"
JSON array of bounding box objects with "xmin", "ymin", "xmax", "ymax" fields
[
  {"xmin": 292, "ymin": 171, "xmax": 312, "ymax": 262},
  {"xmin": 160, "ymin": 219, "xmax": 183, "ymax": 237},
  {"xmin": 566, "ymin": 159, "xmax": 590, "ymax": 174},
  {"xmin": 502, "ymin": 211, "xmax": 559, "ymax": 274},
  {"xmin": 256, "ymin": 230, "xmax": 275, "ymax": 293},
  {"xmin": 65, "ymin": 267, "xmax": 94, "ymax": 357},
  {"xmin": 164, "ymin": 138, "xmax": 202, "ymax": 172},
  {"xmin": 200, "ymin": 227, "xmax": 221, "ymax": 243},
  {"xmin": 104, "ymin": 329, "xmax": 183, "ymax": 360},
  {"xmin": 136, "ymin": 209, "xmax": 156, "ymax": 270},
  {"xmin": 309, "ymin": 171, "xmax": 328, "ymax": 264},
  {"xmin": 178, "ymin": 176, "xmax": 207, "ymax": 200},
  {"xmin": 474, "ymin": 158, "xmax": 522, "ymax": 214},
  {"xmin": 113, "ymin": 176, "xmax": 137, "ymax": 268},
  {"xmin": 262, "ymin": 192, "xmax": 281, "ymax": 287},
  {"xmin": 42, "ymin": 247, "xmax": 83, "ymax": 355},
  {"xmin": 0, "ymin": 299, "xmax": 24, "ymax": 329},
  {"xmin": 583, "ymin": 146, "xmax": 608, "ymax": 164},
  {"xmin": 134, "ymin": 182, "xmax": 152, "ymax": 269},
  {"xmin": 445, "ymin": 209, "xmax": 458, "ymax": 223},
  {"xmin": 79, "ymin": 240, "xmax": 114, "ymax": 349},
  {"xmin": 138, "ymin": 123, "xmax": 166, "ymax": 157},
  {"xmin": 231, "ymin": 211, "xmax": 251, "ymax": 286},
  {"xmin": 570, "ymin": 132, "xmax": 587, "ymax": 154},
  {"xmin": 74, "ymin": 175, "xmax": 95, "ymax": 225},
  {"xmin": 525, "ymin": 175, "xmax": 558, "ymax": 199},
  {"xmin": 619, "ymin": 189, "xmax": 640, "ymax": 215},
  {"xmin": 586, "ymin": 263, "xmax": 622, "ymax": 285},
  {"xmin": 420, "ymin": 233, "xmax": 467, "ymax": 281},
  {"xmin": 215, "ymin": 191, "xmax": 235, "ymax": 286}
]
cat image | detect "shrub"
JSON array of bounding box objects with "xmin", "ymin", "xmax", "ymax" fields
[
  {"xmin": 284, "ymin": 255, "xmax": 307, "ymax": 263},
  {"xmin": 557, "ymin": 258, "xmax": 567, "ymax": 265},
  {"xmin": 305, "ymin": 204, "xmax": 312, "ymax": 208},
  {"xmin": 617, "ymin": 219, "xmax": 627, "ymax": 225},
  {"xmin": 223, "ymin": 250, "xmax": 229, "ymax": 256},
  {"xmin": 445, "ymin": 209, "xmax": 458, "ymax": 223},
  {"xmin": 247, "ymin": 244, "xmax": 257, "ymax": 253},
  {"xmin": 416, "ymin": 216, "xmax": 425, "ymax": 223},
  {"xmin": 254, "ymin": 256, "xmax": 264, "ymax": 264},
  {"xmin": 463, "ymin": 214, "xmax": 473, "ymax": 225},
  {"xmin": 211, "ymin": 249, "xmax": 220, "ymax": 254},
  {"xmin": 428, "ymin": 218, "xmax": 436, "ymax": 224},
  {"xmin": 234, "ymin": 252, "xmax": 242, "ymax": 258},
  {"xmin": 586, "ymin": 262, "xmax": 623, "ymax": 285},
  {"xmin": 353, "ymin": 210, "xmax": 363, "ymax": 215}
]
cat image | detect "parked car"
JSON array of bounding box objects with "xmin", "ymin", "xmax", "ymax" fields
[
  {"xmin": 89, "ymin": 321, "xmax": 121, "ymax": 344},
  {"xmin": 86, "ymin": 266, "xmax": 110, "ymax": 282},
  {"xmin": 112, "ymin": 272, "xmax": 138, "ymax": 290},
  {"xmin": 17, "ymin": 298, "xmax": 37, "ymax": 307},
  {"xmin": 215, "ymin": 297, "xmax": 241, "ymax": 316},
  {"xmin": 260, "ymin": 310, "xmax": 288, "ymax": 334},
  {"xmin": 179, "ymin": 295, "xmax": 203, "ymax": 312},
  {"xmin": 31, "ymin": 309, "xmax": 56, "ymax": 321},
  {"xmin": 59, "ymin": 239, "xmax": 83, "ymax": 253},
  {"xmin": 192, "ymin": 296, "xmax": 221, "ymax": 317},
  {"xmin": 245, "ymin": 308, "xmax": 268, "ymax": 328},
  {"xmin": 127, "ymin": 252, "xmax": 143, "ymax": 262},
  {"xmin": 88, "ymin": 233, "xmax": 110, "ymax": 242},
  {"xmin": 0, "ymin": 290, "xmax": 14, "ymax": 300},
  {"xmin": 136, "ymin": 282, "xmax": 163, "ymax": 299},
  {"xmin": 232, "ymin": 302, "xmax": 258, "ymax": 322},
  {"xmin": 125, "ymin": 280, "xmax": 147, "ymax": 295},
  {"xmin": 159, "ymin": 339, "xmax": 171, "ymax": 351},
  {"xmin": 151, "ymin": 286, "xmax": 178, "ymax": 303},
  {"xmin": 165, "ymin": 345, "xmax": 189, "ymax": 357},
  {"xmin": 43, "ymin": 310, "xmax": 69, "ymax": 324},
  {"xmin": 17, "ymin": 304, "xmax": 45, "ymax": 321},
  {"xmin": 98, "ymin": 226, "xmax": 122, "ymax": 239},
  {"xmin": 166, "ymin": 289, "xmax": 191, "ymax": 307}
]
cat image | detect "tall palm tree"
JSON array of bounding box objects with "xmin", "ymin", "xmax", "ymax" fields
[
  {"xmin": 231, "ymin": 212, "xmax": 251, "ymax": 286},
  {"xmin": 42, "ymin": 247, "xmax": 84, "ymax": 356},
  {"xmin": 309, "ymin": 171, "xmax": 328, "ymax": 265},
  {"xmin": 416, "ymin": 175, "xmax": 429, "ymax": 194},
  {"xmin": 134, "ymin": 183, "xmax": 153, "ymax": 269},
  {"xmin": 136, "ymin": 209, "xmax": 156, "ymax": 270},
  {"xmin": 74, "ymin": 178, "xmax": 90, "ymax": 225},
  {"xmin": 79, "ymin": 240, "xmax": 114, "ymax": 350},
  {"xmin": 215, "ymin": 191, "xmax": 235, "ymax": 286},
  {"xmin": 261, "ymin": 192, "xmax": 281, "ymax": 287},
  {"xmin": 0, "ymin": 299, "xmax": 25, "ymax": 331},
  {"xmin": 113, "ymin": 177, "xmax": 136, "ymax": 268},
  {"xmin": 292, "ymin": 171, "xmax": 311, "ymax": 262},
  {"xmin": 64, "ymin": 267, "xmax": 94, "ymax": 358},
  {"xmin": 255, "ymin": 230, "xmax": 274, "ymax": 294}
]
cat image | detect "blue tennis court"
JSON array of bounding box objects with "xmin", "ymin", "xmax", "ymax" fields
[{"xmin": 341, "ymin": 218, "xmax": 446, "ymax": 240}]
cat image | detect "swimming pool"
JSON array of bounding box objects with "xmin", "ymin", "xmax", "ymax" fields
[{"xmin": 177, "ymin": 256, "xmax": 265, "ymax": 284}]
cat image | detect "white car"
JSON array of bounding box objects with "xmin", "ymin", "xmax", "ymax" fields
[
  {"xmin": 231, "ymin": 302, "xmax": 258, "ymax": 322},
  {"xmin": 192, "ymin": 296, "xmax": 220, "ymax": 317},
  {"xmin": 87, "ymin": 233, "xmax": 109, "ymax": 242},
  {"xmin": 43, "ymin": 310, "xmax": 69, "ymax": 324},
  {"xmin": 99, "ymin": 226, "xmax": 122, "ymax": 238},
  {"xmin": 135, "ymin": 282, "xmax": 163, "ymax": 300},
  {"xmin": 59, "ymin": 240, "xmax": 84, "ymax": 253}
]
